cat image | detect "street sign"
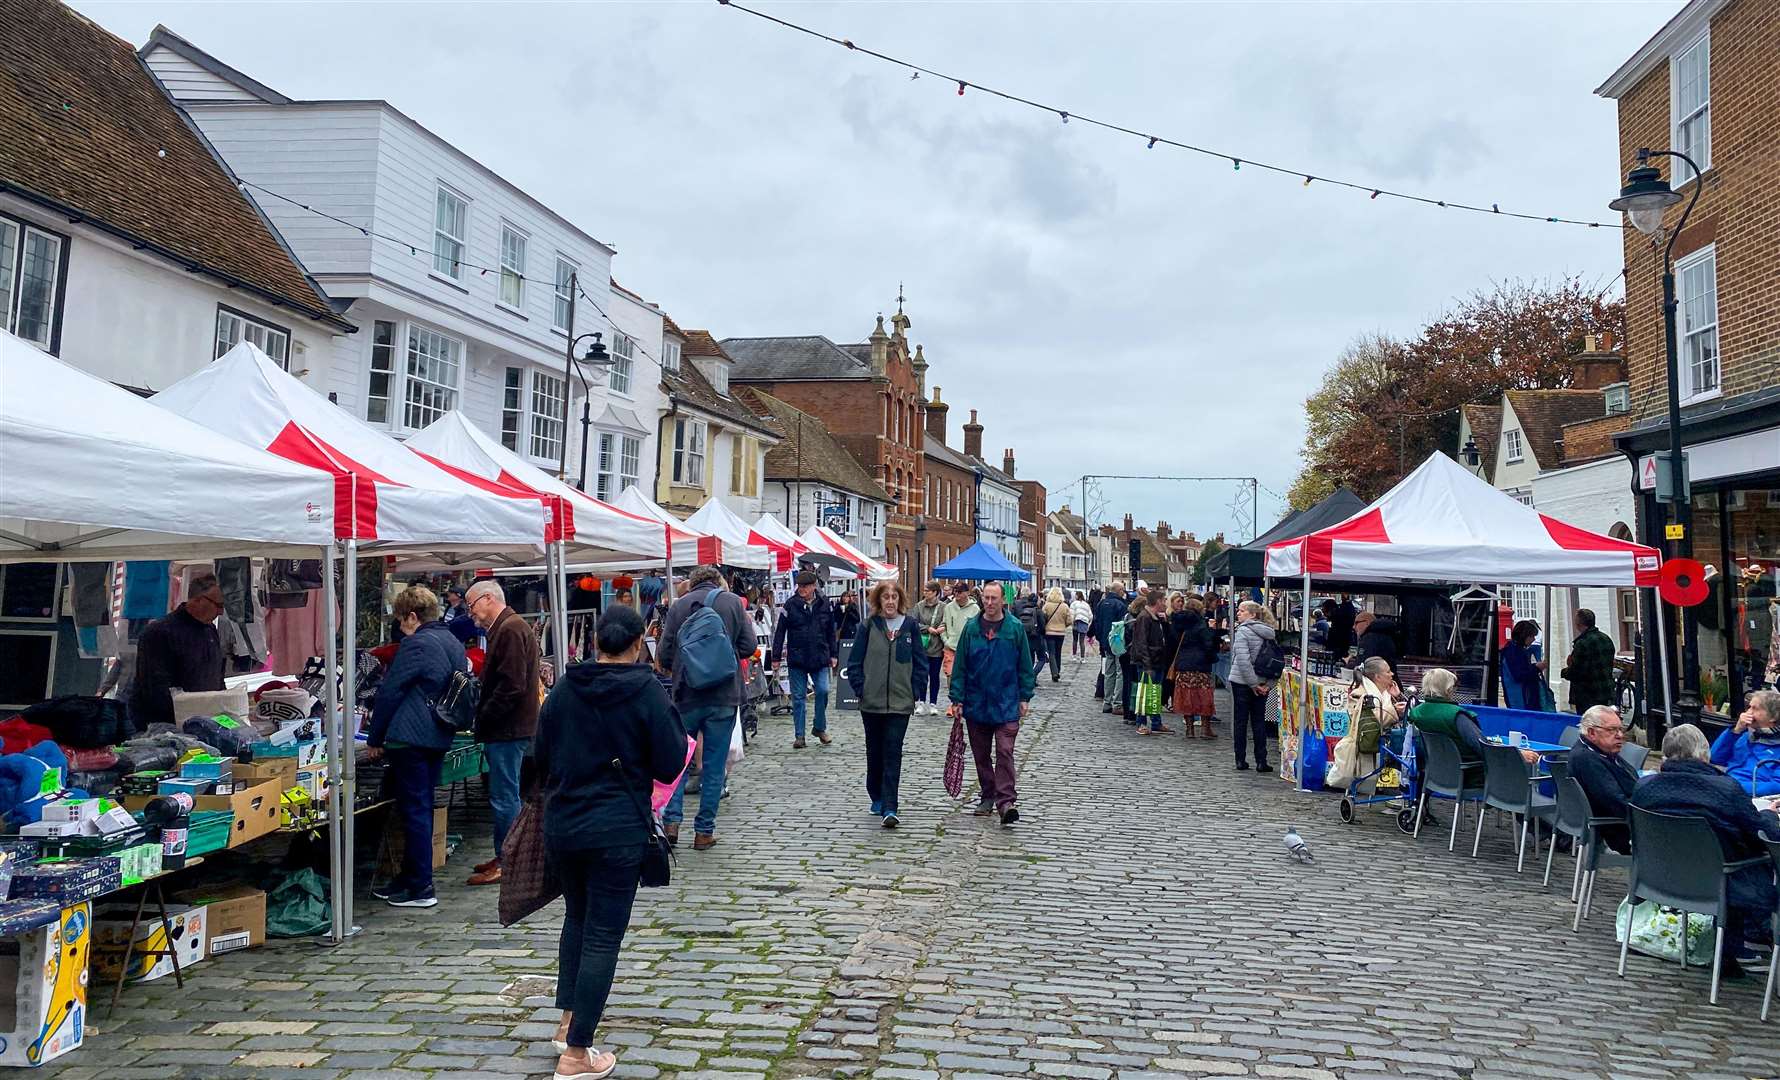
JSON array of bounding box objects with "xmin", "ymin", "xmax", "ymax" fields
[
  {"xmin": 1639, "ymin": 451, "xmax": 1690, "ymax": 502},
  {"xmin": 1665, "ymin": 523, "xmax": 1685, "ymax": 540}
]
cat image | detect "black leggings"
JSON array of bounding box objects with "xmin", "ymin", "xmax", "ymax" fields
[
  {"xmin": 553, "ymin": 845, "xmax": 644, "ymax": 1048},
  {"xmin": 1232, "ymin": 683, "xmax": 1270, "ymax": 767},
  {"xmin": 1044, "ymin": 635, "xmax": 1064, "ymax": 678}
]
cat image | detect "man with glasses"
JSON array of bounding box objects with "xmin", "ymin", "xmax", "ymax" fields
[
  {"xmin": 128, "ymin": 573, "xmax": 227, "ymax": 732},
  {"xmin": 464, "ymin": 579, "xmax": 540, "ymax": 887},
  {"xmin": 1566, "ymin": 704, "xmax": 1638, "ymax": 853}
]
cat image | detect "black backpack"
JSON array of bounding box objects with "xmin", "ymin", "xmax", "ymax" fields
[{"xmin": 1250, "ymin": 629, "xmax": 1287, "ymax": 681}]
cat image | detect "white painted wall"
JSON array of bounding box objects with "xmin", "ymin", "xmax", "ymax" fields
[
  {"xmin": 1492, "ymin": 398, "xmax": 1542, "ymax": 499},
  {"xmin": 765, "ymin": 482, "xmax": 888, "ymax": 557},
  {"xmin": 3, "ymin": 194, "xmax": 344, "ymax": 393},
  {"xmin": 977, "ymin": 478, "xmax": 1021, "ymax": 563},
  {"xmin": 1531, "ymin": 455, "xmax": 1639, "ymax": 706},
  {"xmin": 596, "ymin": 288, "xmax": 671, "ymax": 499}
]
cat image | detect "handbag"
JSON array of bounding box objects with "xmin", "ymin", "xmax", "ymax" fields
[
  {"xmin": 1164, "ymin": 633, "xmax": 1187, "ymax": 684},
  {"xmin": 943, "ymin": 714, "xmax": 966, "ymax": 798},
  {"xmin": 616, "ymin": 758, "xmax": 673, "ymax": 888},
  {"xmin": 432, "ymin": 668, "xmax": 479, "ymax": 733},
  {"xmin": 496, "ymin": 795, "xmax": 559, "ymax": 926}
]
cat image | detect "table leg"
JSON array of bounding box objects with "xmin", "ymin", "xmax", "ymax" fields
[
  {"xmin": 108, "ymin": 884, "xmax": 150, "ymax": 1016},
  {"xmin": 154, "ymin": 882, "xmax": 185, "ymax": 989}
]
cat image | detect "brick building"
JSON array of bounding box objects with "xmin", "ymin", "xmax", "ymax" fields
[
  {"xmin": 920, "ymin": 386, "xmax": 979, "ymax": 585},
  {"xmin": 724, "ymin": 305, "xmax": 928, "ymax": 586},
  {"xmin": 1597, "ymin": 0, "xmax": 1780, "ymax": 724}
]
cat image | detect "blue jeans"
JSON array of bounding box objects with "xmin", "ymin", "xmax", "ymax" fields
[
  {"xmin": 788, "ymin": 666, "xmax": 830, "ymax": 739},
  {"xmin": 483, "ymin": 739, "xmax": 530, "ymax": 859},
  {"xmin": 664, "ymin": 704, "xmax": 737, "ymax": 836},
  {"xmin": 921, "ymin": 655, "xmax": 943, "ymax": 704}
]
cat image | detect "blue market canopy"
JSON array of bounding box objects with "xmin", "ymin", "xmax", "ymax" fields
[{"xmin": 933, "ymin": 542, "xmax": 1031, "ymax": 582}]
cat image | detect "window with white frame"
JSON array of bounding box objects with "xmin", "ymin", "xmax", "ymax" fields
[
  {"xmin": 594, "ymin": 432, "xmax": 641, "ymax": 503},
  {"xmin": 661, "ymin": 339, "xmax": 681, "ymax": 373},
  {"xmin": 0, "ymin": 214, "xmax": 65, "ymax": 351},
  {"xmin": 214, "ymin": 305, "xmax": 290, "ymax": 367},
  {"xmin": 1603, "ymin": 383, "xmax": 1629, "ymax": 416},
  {"xmin": 709, "ymin": 363, "xmax": 729, "ymax": 395},
  {"xmin": 1503, "ymin": 429, "xmax": 1524, "ymax": 463},
  {"xmin": 404, "ymin": 324, "xmax": 461, "ymax": 429},
  {"xmin": 433, "ymin": 185, "xmax": 468, "ymax": 279},
  {"xmin": 672, "ymin": 418, "xmax": 706, "ymax": 486},
  {"xmin": 553, "ymin": 256, "xmax": 576, "ymax": 331},
  {"xmin": 1510, "ymin": 488, "xmax": 1534, "ymax": 507},
  {"xmin": 1671, "ymin": 32, "xmax": 1710, "ymax": 179},
  {"xmin": 529, "ymin": 370, "xmax": 566, "ymax": 461},
  {"xmin": 501, "ymin": 366, "xmax": 523, "ymax": 450},
  {"xmin": 609, "ymin": 332, "xmax": 635, "ymax": 395},
  {"xmin": 366, "ymin": 319, "xmax": 396, "ymax": 424},
  {"xmin": 1677, "ymin": 245, "xmax": 1718, "ymax": 400},
  {"xmin": 499, "ymin": 224, "xmax": 527, "ymax": 309}
]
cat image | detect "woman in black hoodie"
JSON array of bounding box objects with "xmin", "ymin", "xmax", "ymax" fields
[{"xmin": 534, "ymin": 606, "xmax": 689, "ymax": 1080}]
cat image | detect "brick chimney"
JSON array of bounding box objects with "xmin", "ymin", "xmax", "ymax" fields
[
  {"xmin": 1003, "ymin": 448, "xmax": 1016, "ymax": 477},
  {"xmin": 1155, "ymin": 521, "xmax": 1171, "ymax": 541},
  {"xmin": 963, "ymin": 408, "xmax": 983, "ymax": 460},
  {"xmin": 926, "ymin": 386, "xmax": 950, "ymax": 442},
  {"xmin": 1571, "ymin": 333, "xmax": 1627, "ymax": 391}
]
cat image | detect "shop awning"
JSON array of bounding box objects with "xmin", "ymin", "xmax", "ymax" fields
[
  {"xmin": 800, "ymin": 525, "xmax": 898, "ymax": 581},
  {"xmin": 0, "ymin": 330, "xmax": 337, "ymax": 563},
  {"xmin": 681, "ymin": 498, "xmax": 784, "ymax": 570},
  {"xmin": 1264, "ymin": 453, "xmax": 1662, "ymax": 587},
  {"xmin": 153, "ymin": 344, "xmax": 546, "ymax": 552}
]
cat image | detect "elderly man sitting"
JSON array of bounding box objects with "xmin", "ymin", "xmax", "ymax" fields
[
  {"xmin": 1566, "ymin": 705, "xmax": 1639, "ymax": 854},
  {"xmin": 1631, "ymin": 723, "xmax": 1780, "ymax": 979},
  {"xmin": 1711, "ymin": 689, "xmax": 1780, "ymax": 796}
]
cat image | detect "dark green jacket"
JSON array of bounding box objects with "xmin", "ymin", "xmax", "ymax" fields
[
  {"xmin": 948, "ymin": 614, "xmax": 1036, "ymax": 726},
  {"xmin": 1407, "ymin": 700, "xmax": 1486, "ymax": 767},
  {"xmin": 1564, "ymin": 627, "xmax": 1617, "ymax": 712},
  {"xmin": 846, "ymin": 615, "xmax": 928, "ymax": 716}
]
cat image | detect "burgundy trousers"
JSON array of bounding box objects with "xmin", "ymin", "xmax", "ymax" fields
[{"xmin": 966, "ymin": 720, "xmax": 1019, "ymax": 809}]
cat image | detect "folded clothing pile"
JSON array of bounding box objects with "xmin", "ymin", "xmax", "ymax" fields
[
  {"xmin": 181, "ymin": 716, "xmax": 246, "ymax": 757},
  {"xmin": 17, "ymin": 696, "xmax": 132, "ymax": 749}
]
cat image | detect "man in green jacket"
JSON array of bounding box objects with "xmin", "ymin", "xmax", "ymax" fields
[
  {"xmin": 1563, "ymin": 608, "xmax": 1618, "ymax": 714},
  {"xmin": 949, "ymin": 587, "xmax": 1036, "ymax": 826}
]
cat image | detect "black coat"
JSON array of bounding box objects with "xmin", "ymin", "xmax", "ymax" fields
[
  {"xmin": 367, "ymin": 622, "xmax": 465, "ymax": 751},
  {"xmin": 1355, "ymin": 618, "xmax": 1400, "ymax": 670},
  {"xmin": 128, "ymin": 605, "xmax": 224, "ymax": 730},
  {"xmin": 1327, "ymin": 601, "xmax": 1356, "ymax": 658},
  {"xmin": 1630, "ymin": 759, "xmax": 1779, "ymax": 918},
  {"xmin": 1092, "ymin": 594, "xmax": 1127, "ymax": 654},
  {"xmin": 534, "ymin": 660, "xmax": 689, "ymax": 852},
  {"xmin": 1170, "ymin": 611, "xmax": 1217, "ymax": 673},
  {"xmin": 1567, "ymin": 735, "xmax": 1639, "ymax": 853},
  {"xmin": 772, "ymin": 592, "xmax": 837, "ymax": 671}
]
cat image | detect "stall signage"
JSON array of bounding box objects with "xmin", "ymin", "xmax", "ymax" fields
[{"xmin": 1664, "ymin": 523, "xmax": 1685, "ymax": 540}]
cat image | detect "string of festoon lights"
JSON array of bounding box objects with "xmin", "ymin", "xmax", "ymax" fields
[{"xmin": 716, "ymin": 0, "xmax": 1623, "ymax": 231}]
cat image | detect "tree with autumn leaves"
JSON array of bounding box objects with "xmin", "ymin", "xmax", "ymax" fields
[{"xmin": 1288, "ymin": 276, "xmax": 1626, "ymax": 508}]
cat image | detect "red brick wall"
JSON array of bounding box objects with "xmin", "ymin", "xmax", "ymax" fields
[
  {"xmin": 921, "ymin": 453, "xmax": 978, "ymax": 584},
  {"xmin": 1615, "ymin": 0, "xmax": 1780, "ymax": 420}
]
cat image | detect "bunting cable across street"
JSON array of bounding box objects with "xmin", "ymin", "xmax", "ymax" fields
[{"xmin": 716, "ymin": 0, "xmax": 1626, "ymax": 231}]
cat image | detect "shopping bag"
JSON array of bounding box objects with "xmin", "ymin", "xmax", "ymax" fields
[
  {"xmin": 727, "ymin": 713, "xmax": 745, "ymax": 768},
  {"xmin": 1136, "ymin": 674, "xmax": 1163, "ymax": 717},
  {"xmin": 1615, "ymin": 898, "xmax": 1717, "ymax": 966},
  {"xmin": 1298, "ymin": 730, "xmax": 1329, "ymax": 790},
  {"xmin": 943, "ymin": 715, "xmax": 966, "ymax": 799},
  {"xmin": 497, "ymin": 796, "xmax": 559, "ymax": 927}
]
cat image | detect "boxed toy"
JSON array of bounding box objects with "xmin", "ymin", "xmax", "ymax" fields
[
  {"xmin": 0, "ymin": 902, "xmax": 89, "ymax": 1067},
  {"xmin": 10, "ymin": 859, "xmax": 122, "ymax": 905},
  {"xmin": 117, "ymin": 843, "xmax": 162, "ymax": 885},
  {"xmin": 91, "ymin": 904, "xmax": 206, "ymax": 984}
]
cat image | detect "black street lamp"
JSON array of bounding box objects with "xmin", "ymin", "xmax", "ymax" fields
[
  {"xmin": 1609, "ymin": 146, "xmax": 1704, "ymax": 728},
  {"xmin": 1460, "ymin": 438, "xmax": 1482, "ymax": 474},
  {"xmin": 566, "ymin": 333, "xmax": 610, "ymax": 492}
]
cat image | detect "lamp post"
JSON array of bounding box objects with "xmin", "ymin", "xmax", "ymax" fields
[
  {"xmin": 1609, "ymin": 146, "xmax": 1704, "ymax": 728},
  {"xmin": 566, "ymin": 332, "xmax": 610, "ymax": 492},
  {"xmin": 1460, "ymin": 438, "xmax": 1483, "ymax": 477}
]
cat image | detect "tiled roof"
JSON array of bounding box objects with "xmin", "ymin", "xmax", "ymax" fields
[
  {"xmin": 0, "ymin": 1, "xmax": 347, "ymax": 329},
  {"xmin": 1505, "ymin": 390, "xmax": 1605, "ymax": 469},
  {"xmin": 682, "ymin": 329, "xmax": 730, "ymax": 360},
  {"xmin": 722, "ymin": 335, "xmax": 871, "ymax": 381},
  {"xmin": 923, "ymin": 433, "xmax": 978, "ymax": 473},
  {"xmin": 662, "ymin": 356, "xmax": 778, "ymax": 439},
  {"xmin": 1462, "ymin": 404, "xmax": 1503, "ymax": 478},
  {"xmin": 739, "ymin": 389, "xmax": 892, "ymax": 503},
  {"xmin": 661, "ymin": 313, "xmax": 686, "ymax": 340}
]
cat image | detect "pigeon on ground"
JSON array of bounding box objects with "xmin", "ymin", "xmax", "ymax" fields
[{"xmin": 1283, "ymin": 826, "xmax": 1313, "ymax": 864}]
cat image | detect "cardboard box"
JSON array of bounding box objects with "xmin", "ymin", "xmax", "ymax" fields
[
  {"xmin": 38, "ymin": 799, "xmax": 98, "ymax": 825},
  {"xmin": 235, "ymin": 758, "xmax": 297, "ymax": 791},
  {"xmin": 379, "ymin": 805, "xmax": 448, "ymax": 873},
  {"xmin": 179, "ymin": 758, "xmax": 231, "ymax": 781},
  {"xmin": 0, "ymin": 902, "xmax": 89, "ymax": 1067},
  {"xmin": 124, "ymin": 779, "xmax": 282, "ymax": 849},
  {"xmin": 157, "ymin": 777, "xmax": 212, "ymax": 798},
  {"xmin": 295, "ymin": 765, "xmax": 330, "ymax": 805},
  {"xmin": 92, "ymin": 904, "xmax": 206, "ymax": 984},
  {"xmin": 171, "ymin": 884, "xmax": 265, "ymax": 955},
  {"xmin": 18, "ymin": 821, "xmax": 83, "ymax": 840}
]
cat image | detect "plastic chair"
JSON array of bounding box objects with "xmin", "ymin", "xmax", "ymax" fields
[
  {"xmin": 1619, "ymin": 807, "xmax": 1770, "ymax": 1006},
  {"xmin": 1620, "ymin": 742, "xmax": 1650, "ymax": 771},
  {"xmin": 1474, "ymin": 743, "xmax": 1557, "ymax": 872},
  {"xmin": 1414, "ymin": 729, "xmax": 1487, "ymax": 852},
  {"xmin": 1559, "ymin": 724, "xmax": 1582, "ymax": 749},
  {"xmin": 1763, "ymin": 834, "xmax": 1780, "ymax": 1021},
  {"xmin": 1547, "ymin": 775, "xmax": 1630, "ymax": 929}
]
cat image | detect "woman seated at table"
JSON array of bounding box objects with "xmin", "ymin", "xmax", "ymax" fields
[
  {"xmin": 1329, "ymin": 658, "xmax": 1403, "ymax": 791},
  {"xmin": 1406, "ymin": 668, "xmax": 1486, "ymax": 783}
]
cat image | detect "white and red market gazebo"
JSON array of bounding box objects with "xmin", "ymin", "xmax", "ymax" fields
[
  {"xmin": 682, "ymin": 498, "xmax": 785, "ymax": 571},
  {"xmin": 1264, "ymin": 451, "xmax": 1669, "ymax": 718},
  {"xmin": 610, "ymin": 485, "xmax": 723, "ymax": 566},
  {"xmin": 751, "ymin": 513, "xmax": 812, "ymax": 562},
  {"xmin": 801, "ymin": 524, "xmax": 899, "ymax": 582}
]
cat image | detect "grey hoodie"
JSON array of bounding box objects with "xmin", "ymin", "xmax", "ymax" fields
[{"xmin": 1229, "ymin": 619, "xmax": 1278, "ymax": 687}]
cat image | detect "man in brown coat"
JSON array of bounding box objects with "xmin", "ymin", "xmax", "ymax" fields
[
  {"xmin": 1126, "ymin": 592, "xmax": 1172, "ymax": 735},
  {"xmin": 465, "ymin": 579, "xmax": 540, "ymax": 886}
]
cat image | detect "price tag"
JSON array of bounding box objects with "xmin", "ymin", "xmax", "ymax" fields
[
  {"xmin": 214, "ymin": 714, "xmax": 240, "ymax": 729},
  {"xmin": 1664, "ymin": 524, "xmax": 1685, "ymax": 540}
]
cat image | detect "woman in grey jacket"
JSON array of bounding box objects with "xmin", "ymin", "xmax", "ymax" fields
[
  {"xmin": 1227, "ymin": 600, "xmax": 1277, "ymax": 773},
  {"xmin": 845, "ymin": 581, "xmax": 928, "ymax": 829}
]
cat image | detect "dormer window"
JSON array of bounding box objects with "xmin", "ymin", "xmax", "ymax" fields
[
  {"xmin": 1603, "ymin": 383, "xmax": 1629, "ymax": 415},
  {"xmin": 710, "ymin": 363, "xmax": 729, "ymax": 395}
]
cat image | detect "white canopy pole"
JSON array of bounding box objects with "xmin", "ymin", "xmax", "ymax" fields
[
  {"xmin": 551, "ymin": 539, "xmax": 571, "ymax": 670},
  {"xmin": 340, "ymin": 539, "xmax": 359, "ymax": 937},
  {"xmin": 1653, "ymin": 590, "xmax": 1674, "ymax": 734},
  {"xmin": 321, "ymin": 542, "xmax": 345, "ymax": 945}
]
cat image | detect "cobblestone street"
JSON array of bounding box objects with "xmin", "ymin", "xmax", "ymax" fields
[{"xmin": 50, "ymin": 661, "xmax": 1780, "ymax": 1080}]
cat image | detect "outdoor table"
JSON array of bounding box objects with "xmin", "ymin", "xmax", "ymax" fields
[
  {"xmin": 104, "ymin": 854, "xmax": 205, "ymax": 1015},
  {"xmin": 1485, "ymin": 736, "xmax": 1570, "ymax": 756}
]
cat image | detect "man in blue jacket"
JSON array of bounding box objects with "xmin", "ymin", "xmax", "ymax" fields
[
  {"xmin": 1092, "ymin": 583, "xmax": 1128, "ymax": 716},
  {"xmin": 1712, "ymin": 689, "xmax": 1780, "ymax": 796},
  {"xmin": 949, "ymin": 586, "xmax": 1036, "ymax": 826},
  {"xmin": 657, "ymin": 566, "xmax": 756, "ymax": 850},
  {"xmin": 772, "ymin": 571, "xmax": 837, "ymax": 749}
]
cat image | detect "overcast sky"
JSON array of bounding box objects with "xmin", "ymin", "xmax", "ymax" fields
[{"xmin": 79, "ymin": 0, "xmax": 1664, "ymax": 543}]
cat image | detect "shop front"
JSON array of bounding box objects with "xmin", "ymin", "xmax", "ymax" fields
[{"xmin": 1618, "ymin": 390, "xmax": 1780, "ymax": 733}]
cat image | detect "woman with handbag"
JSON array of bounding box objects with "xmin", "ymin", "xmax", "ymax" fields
[
  {"xmin": 533, "ymin": 605, "xmax": 689, "ymax": 1080},
  {"xmin": 365, "ymin": 586, "xmax": 464, "ymax": 910},
  {"xmin": 1170, "ymin": 597, "xmax": 1219, "ymax": 739},
  {"xmin": 845, "ymin": 581, "xmax": 928, "ymax": 828}
]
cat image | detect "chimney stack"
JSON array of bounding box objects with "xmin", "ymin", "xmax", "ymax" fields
[
  {"xmin": 868, "ymin": 315, "xmax": 889, "ymax": 377},
  {"xmin": 1003, "ymin": 448, "xmax": 1016, "ymax": 477},
  {"xmin": 925, "ymin": 386, "xmax": 950, "ymax": 443},
  {"xmin": 1123, "ymin": 513, "xmax": 1134, "ymax": 537},
  {"xmin": 1155, "ymin": 521, "xmax": 1171, "ymax": 541},
  {"xmin": 1570, "ymin": 333, "xmax": 1627, "ymax": 392},
  {"xmin": 963, "ymin": 408, "xmax": 984, "ymax": 460}
]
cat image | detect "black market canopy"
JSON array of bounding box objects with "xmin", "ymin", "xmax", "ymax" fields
[{"xmin": 1197, "ymin": 488, "xmax": 1365, "ymax": 586}]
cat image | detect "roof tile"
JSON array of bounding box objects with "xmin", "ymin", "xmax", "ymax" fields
[
  {"xmin": 1505, "ymin": 390, "xmax": 1605, "ymax": 469},
  {"xmin": 739, "ymin": 388, "xmax": 892, "ymax": 503}
]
